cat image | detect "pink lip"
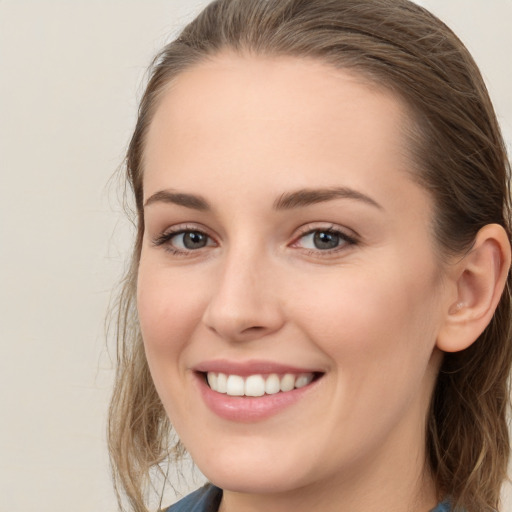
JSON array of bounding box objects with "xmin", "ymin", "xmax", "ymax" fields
[
  {"xmin": 192, "ymin": 360, "xmax": 323, "ymax": 423},
  {"xmin": 193, "ymin": 359, "xmax": 320, "ymax": 376}
]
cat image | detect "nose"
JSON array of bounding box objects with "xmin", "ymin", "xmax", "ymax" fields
[{"xmin": 202, "ymin": 249, "xmax": 285, "ymax": 342}]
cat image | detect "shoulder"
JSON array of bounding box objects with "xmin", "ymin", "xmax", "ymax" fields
[{"xmin": 164, "ymin": 484, "xmax": 223, "ymax": 512}]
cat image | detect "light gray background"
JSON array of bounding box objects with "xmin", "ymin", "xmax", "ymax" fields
[{"xmin": 1, "ymin": 1, "xmax": 511, "ymax": 511}]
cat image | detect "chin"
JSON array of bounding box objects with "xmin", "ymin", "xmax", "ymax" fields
[
  {"xmin": 206, "ymin": 468, "xmax": 306, "ymax": 495},
  {"xmin": 188, "ymin": 442, "xmax": 314, "ymax": 495}
]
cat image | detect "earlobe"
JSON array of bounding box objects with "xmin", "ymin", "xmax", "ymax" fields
[{"xmin": 437, "ymin": 224, "xmax": 511, "ymax": 353}]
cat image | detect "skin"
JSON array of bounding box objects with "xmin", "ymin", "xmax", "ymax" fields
[{"xmin": 137, "ymin": 55, "xmax": 455, "ymax": 512}]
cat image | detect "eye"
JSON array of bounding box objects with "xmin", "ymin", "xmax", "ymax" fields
[
  {"xmin": 294, "ymin": 227, "xmax": 357, "ymax": 252},
  {"xmin": 153, "ymin": 228, "xmax": 216, "ymax": 254},
  {"xmin": 303, "ymin": 230, "xmax": 341, "ymax": 250},
  {"xmin": 173, "ymin": 231, "xmax": 210, "ymax": 250}
]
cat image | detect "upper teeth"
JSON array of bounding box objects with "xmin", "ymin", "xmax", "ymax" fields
[{"xmin": 207, "ymin": 372, "xmax": 314, "ymax": 397}]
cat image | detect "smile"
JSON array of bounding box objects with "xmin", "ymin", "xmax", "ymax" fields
[
  {"xmin": 194, "ymin": 362, "xmax": 324, "ymax": 422},
  {"xmin": 206, "ymin": 372, "xmax": 315, "ymax": 397}
]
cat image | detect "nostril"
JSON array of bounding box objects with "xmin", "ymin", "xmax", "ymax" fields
[{"xmin": 242, "ymin": 325, "xmax": 265, "ymax": 333}]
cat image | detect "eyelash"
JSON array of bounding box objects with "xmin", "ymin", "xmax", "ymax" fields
[
  {"xmin": 291, "ymin": 225, "xmax": 358, "ymax": 256},
  {"xmin": 151, "ymin": 224, "xmax": 358, "ymax": 257},
  {"xmin": 152, "ymin": 225, "xmax": 216, "ymax": 256}
]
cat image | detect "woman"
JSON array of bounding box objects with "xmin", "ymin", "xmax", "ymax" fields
[{"xmin": 108, "ymin": 1, "xmax": 512, "ymax": 511}]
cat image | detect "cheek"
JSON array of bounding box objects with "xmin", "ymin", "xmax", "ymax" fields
[
  {"xmin": 294, "ymin": 265, "xmax": 442, "ymax": 440},
  {"xmin": 136, "ymin": 257, "xmax": 208, "ymax": 362},
  {"xmin": 136, "ymin": 257, "xmax": 212, "ymax": 423},
  {"xmin": 293, "ymin": 262, "xmax": 441, "ymax": 376}
]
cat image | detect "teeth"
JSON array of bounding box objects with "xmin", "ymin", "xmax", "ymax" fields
[
  {"xmin": 216, "ymin": 372, "xmax": 227, "ymax": 393},
  {"xmin": 265, "ymin": 374, "xmax": 281, "ymax": 395},
  {"xmin": 208, "ymin": 372, "xmax": 218, "ymax": 390},
  {"xmin": 280, "ymin": 373, "xmax": 295, "ymax": 392},
  {"xmin": 295, "ymin": 374, "xmax": 311, "ymax": 388},
  {"xmin": 245, "ymin": 375, "xmax": 265, "ymax": 397},
  {"xmin": 226, "ymin": 375, "xmax": 245, "ymax": 396},
  {"xmin": 206, "ymin": 372, "xmax": 314, "ymax": 396}
]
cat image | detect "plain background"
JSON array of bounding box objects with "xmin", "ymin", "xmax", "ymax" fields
[{"xmin": 1, "ymin": 1, "xmax": 511, "ymax": 511}]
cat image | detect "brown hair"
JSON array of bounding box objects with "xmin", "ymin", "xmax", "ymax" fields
[{"xmin": 108, "ymin": 1, "xmax": 512, "ymax": 511}]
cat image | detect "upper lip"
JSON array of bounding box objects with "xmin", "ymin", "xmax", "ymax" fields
[{"xmin": 193, "ymin": 359, "xmax": 323, "ymax": 376}]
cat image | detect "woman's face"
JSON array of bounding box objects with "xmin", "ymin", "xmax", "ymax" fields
[{"xmin": 138, "ymin": 55, "xmax": 449, "ymax": 500}]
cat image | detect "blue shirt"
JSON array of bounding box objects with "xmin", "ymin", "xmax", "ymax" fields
[{"xmin": 165, "ymin": 484, "xmax": 452, "ymax": 511}]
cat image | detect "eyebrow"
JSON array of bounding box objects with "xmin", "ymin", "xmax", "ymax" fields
[
  {"xmin": 143, "ymin": 186, "xmax": 383, "ymax": 212},
  {"xmin": 144, "ymin": 190, "xmax": 210, "ymax": 210},
  {"xmin": 273, "ymin": 187, "xmax": 383, "ymax": 210}
]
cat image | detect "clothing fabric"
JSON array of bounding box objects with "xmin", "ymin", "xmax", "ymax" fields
[
  {"xmin": 165, "ymin": 484, "xmax": 452, "ymax": 511},
  {"xmin": 166, "ymin": 485, "xmax": 222, "ymax": 512}
]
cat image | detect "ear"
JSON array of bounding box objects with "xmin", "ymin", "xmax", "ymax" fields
[{"xmin": 437, "ymin": 224, "xmax": 511, "ymax": 353}]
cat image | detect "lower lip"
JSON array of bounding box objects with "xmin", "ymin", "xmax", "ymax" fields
[{"xmin": 195, "ymin": 373, "xmax": 321, "ymax": 422}]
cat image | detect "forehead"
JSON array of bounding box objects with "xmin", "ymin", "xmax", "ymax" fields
[
  {"xmin": 143, "ymin": 53, "xmax": 423, "ymax": 216},
  {"xmin": 146, "ymin": 54, "xmax": 411, "ymax": 155}
]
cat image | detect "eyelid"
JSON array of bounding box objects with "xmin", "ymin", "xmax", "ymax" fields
[
  {"xmin": 292, "ymin": 222, "xmax": 358, "ymax": 240},
  {"xmin": 289, "ymin": 223, "xmax": 359, "ymax": 252},
  {"xmin": 150, "ymin": 221, "xmax": 358, "ymax": 256},
  {"xmin": 151, "ymin": 223, "xmax": 218, "ymax": 253}
]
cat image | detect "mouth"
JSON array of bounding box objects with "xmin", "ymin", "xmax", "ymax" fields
[
  {"xmin": 193, "ymin": 360, "xmax": 325, "ymax": 421},
  {"xmin": 201, "ymin": 371, "xmax": 321, "ymax": 397}
]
